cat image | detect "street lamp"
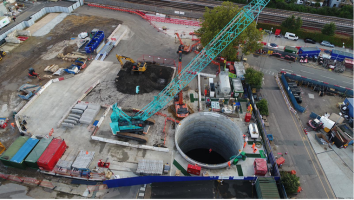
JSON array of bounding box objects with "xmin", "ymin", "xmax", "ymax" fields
[
  {"xmin": 343, "ymin": 42, "xmax": 345, "ymax": 49},
  {"xmin": 268, "ymin": 27, "xmax": 273, "ymax": 44}
]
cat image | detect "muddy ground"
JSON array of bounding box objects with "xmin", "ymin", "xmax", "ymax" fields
[
  {"xmin": 0, "ymin": 14, "xmax": 122, "ymax": 148},
  {"xmin": 116, "ymin": 62, "xmax": 174, "ymax": 94}
]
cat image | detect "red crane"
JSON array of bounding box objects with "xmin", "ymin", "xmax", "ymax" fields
[
  {"xmin": 175, "ymin": 33, "xmax": 191, "ymax": 53},
  {"xmin": 174, "ymin": 51, "xmax": 189, "ymax": 118}
]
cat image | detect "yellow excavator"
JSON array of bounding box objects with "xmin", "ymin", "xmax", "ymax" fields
[{"xmin": 116, "ymin": 54, "xmax": 147, "ymax": 74}]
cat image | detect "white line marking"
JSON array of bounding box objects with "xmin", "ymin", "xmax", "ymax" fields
[
  {"xmin": 321, "ymin": 75, "xmax": 335, "ymax": 80},
  {"xmin": 282, "ymin": 68, "xmax": 293, "ymax": 72},
  {"xmin": 300, "ymin": 70, "xmax": 314, "ymax": 74},
  {"xmin": 265, "ymin": 70, "xmax": 269, "ymax": 73},
  {"xmin": 343, "ymin": 81, "xmax": 352, "ymax": 84},
  {"xmin": 272, "ymin": 72, "xmax": 275, "ymax": 75}
]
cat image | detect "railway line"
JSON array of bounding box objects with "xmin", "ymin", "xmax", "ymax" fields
[{"xmin": 117, "ymin": 0, "xmax": 353, "ymax": 34}]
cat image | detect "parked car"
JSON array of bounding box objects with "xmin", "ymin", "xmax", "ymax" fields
[
  {"xmin": 304, "ymin": 38, "xmax": 316, "ymax": 44},
  {"xmin": 268, "ymin": 43, "xmax": 278, "ymax": 48},
  {"xmin": 264, "ymin": 29, "xmax": 272, "ymax": 34},
  {"xmin": 284, "ymin": 32, "xmax": 298, "ymax": 41},
  {"xmin": 320, "ymin": 40, "xmax": 334, "ymax": 48}
]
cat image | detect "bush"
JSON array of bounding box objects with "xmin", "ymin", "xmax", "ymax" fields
[
  {"xmin": 257, "ymin": 23, "xmax": 353, "ymax": 49},
  {"xmin": 322, "ymin": 22, "xmax": 336, "ymax": 36},
  {"xmin": 245, "ymin": 68, "xmax": 263, "ymax": 88},
  {"xmin": 256, "ymin": 99, "xmax": 269, "ymax": 116},
  {"xmin": 280, "ymin": 171, "xmax": 300, "ymax": 194}
]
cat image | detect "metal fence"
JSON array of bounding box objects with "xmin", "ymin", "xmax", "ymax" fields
[
  {"xmin": 85, "ymin": 0, "xmax": 203, "ymax": 19},
  {"xmin": 0, "ymin": 0, "xmax": 83, "ymax": 41},
  {"xmin": 281, "ymin": 73, "xmax": 306, "ymax": 113}
]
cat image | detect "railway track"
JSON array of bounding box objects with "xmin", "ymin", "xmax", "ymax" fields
[{"xmin": 118, "ymin": 0, "xmax": 353, "ymax": 34}]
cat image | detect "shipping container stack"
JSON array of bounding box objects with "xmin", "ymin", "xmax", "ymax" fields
[
  {"xmin": 37, "ymin": 138, "xmax": 67, "ymax": 171},
  {"xmin": 9, "ymin": 138, "xmax": 39, "ymax": 169},
  {"xmin": 0, "ymin": 136, "xmax": 29, "ymax": 167},
  {"xmin": 25, "ymin": 138, "xmax": 53, "ymax": 168}
]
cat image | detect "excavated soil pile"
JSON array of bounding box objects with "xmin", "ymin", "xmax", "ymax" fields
[{"xmin": 116, "ymin": 62, "xmax": 174, "ymax": 94}]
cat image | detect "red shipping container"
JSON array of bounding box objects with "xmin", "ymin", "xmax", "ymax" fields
[
  {"xmin": 254, "ymin": 159, "xmax": 267, "ymax": 176},
  {"xmin": 187, "ymin": 164, "xmax": 201, "ymax": 175},
  {"xmin": 245, "ymin": 113, "xmax": 251, "ymax": 122},
  {"xmin": 37, "ymin": 139, "xmax": 66, "ymax": 171}
]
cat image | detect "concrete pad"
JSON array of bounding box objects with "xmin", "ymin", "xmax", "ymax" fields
[
  {"xmin": 308, "ymin": 93, "xmax": 314, "ymax": 99},
  {"xmin": 0, "ymin": 43, "xmax": 20, "ymax": 53},
  {"xmin": 52, "ymin": 182, "xmax": 73, "ymax": 193},
  {"xmin": 317, "ymin": 152, "xmax": 353, "ymax": 198},
  {"xmin": 307, "ymin": 132, "xmax": 333, "ymax": 154},
  {"xmin": 26, "ymin": 13, "xmax": 60, "ymax": 34},
  {"xmin": 20, "ymin": 60, "xmax": 115, "ymax": 137},
  {"xmin": 33, "ymin": 13, "xmax": 69, "ymax": 36},
  {"xmin": 331, "ymin": 145, "xmax": 353, "ymax": 172},
  {"xmin": 0, "ymin": 183, "xmax": 32, "ymax": 199},
  {"xmin": 152, "ymin": 21, "xmax": 200, "ymax": 39}
]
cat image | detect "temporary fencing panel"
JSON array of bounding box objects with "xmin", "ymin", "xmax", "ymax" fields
[
  {"xmin": 0, "ymin": 136, "xmax": 29, "ymax": 167},
  {"xmin": 281, "ymin": 74, "xmax": 306, "ymax": 113},
  {"xmin": 25, "ymin": 138, "xmax": 53, "ymax": 169},
  {"xmin": 10, "ymin": 138, "xmax": 39, "ymax": 169},
  {"xmin": 37, "ymin": 139, "xmax": 67, "ymax": 171}
]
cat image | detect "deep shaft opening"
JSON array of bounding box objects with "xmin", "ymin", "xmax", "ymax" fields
[{"xmin": 186, "ymin": 148, "xmax": 227, "ymax": 164}]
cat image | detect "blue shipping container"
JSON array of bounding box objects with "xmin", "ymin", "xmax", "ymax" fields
[
  {"xmin": 344, "ymin": 98, "xmax": 353, "ymax": 118},
  {"xmin": 331, "ymin": 49, "xmax": 354, "ymax": 62},
  {"xmin": 85, "ymin": 31, "xmax": 105, "ymax": 54},
  {"xmin": 10, "ymin": 138, "xmax": 39, "ymax": 169},
  {"xmin": 298, "ymin": 47, "xmax": 321, "ymax": 56}
]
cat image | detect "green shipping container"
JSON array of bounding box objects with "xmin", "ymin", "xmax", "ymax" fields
[
  {"xmin": 284, "ymin": 46, "xmax": 298, "ymax": 54},
  {"xmin": 24, "ymin": 138, "xmax": 53, "ymax": 168},
  {"xmin": 0, "ymin": 136, "xmax": 29, "ymax": 167}
]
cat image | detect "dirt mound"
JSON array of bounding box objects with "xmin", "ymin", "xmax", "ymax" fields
[{"xmin": 116, "ymin": 62, "xmax": 174, "ymax": 94}]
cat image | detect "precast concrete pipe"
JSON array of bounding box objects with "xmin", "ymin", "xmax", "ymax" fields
[{"xmin": 175, "ymin": 112, "xmax": 243, "ymax": 169}]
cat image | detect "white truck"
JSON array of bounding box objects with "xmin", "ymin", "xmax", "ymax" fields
[
  {"xmin": 0, "ymin": 16, "xmax": 10, "ymax": 29},
  {"xmin": 284, "ymin": 32, "xmax": 298, "ymax": 41}
]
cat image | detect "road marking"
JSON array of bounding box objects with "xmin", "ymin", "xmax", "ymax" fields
[
  {"xmin": 343, "ymin": 81, "xmax": 352, "ymax": 84},
  {"xmin": 282, "ymin": 68, "xmax": 293, "ymax": 72},
  {"xmin": 300, "ymin": 70, "xmax": 314, "ymax": 74},
  {"xmin": 320, "ymin": 75, "xmax": 335, "ymax": 80},
  {"xmin": 265, "ymin": 70, "xmax": 269, "ymax": 73},
  {"xmin": 272, "ymin": 72, "xmax": 275, "ymax": 75},
  {"xmin": 287, "ymin": 109, "xmax": 335, "ymax": 198}
]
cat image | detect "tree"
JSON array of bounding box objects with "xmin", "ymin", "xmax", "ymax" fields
[
  {"xmin": 196, "ymin": 2, "xmax": 263, "ymax": 59},
  {"xmin": 281, "ymin": 15, "xmax": 302, "ymax": 30},
  {"xmin": 244, "ymin": 68, "xmax": 263, "ymax": 88},
  {"xmin": 314, "ymin": 2, "xmax": 320, "ymax": 8},
  {"xmin": 322, "ymin": 22, "xmax": 336, "ymax": 36},
  {"xmin": 280, "ymin": 171, "xmax": 300, "ymax": 194},
  {"xmin": 256, "ymin": 99, "xmax": 269, "ymax": 116}
]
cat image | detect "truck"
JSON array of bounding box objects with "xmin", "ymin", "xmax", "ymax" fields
[
  {"xmin": 331, "ymin": 49, "xmax": 354, "ymax": 62},
  {"xmin": 343, "ymin": 58, "xmax": 353, "ymax": 70},
  {"xmin": 0, "ymin": 16, "xmax": 10, "ymax": 29},
  {"xmin": 284, "ymin": 46, "xmax": 298, "ymax": 54},
  {"xmin": 298, "ymin": 46, "xmax": 321, "ymax": 57}
]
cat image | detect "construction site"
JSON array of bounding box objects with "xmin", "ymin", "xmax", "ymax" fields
[{"xmin": 0, "ymin": 0, "xmax": 352, "ymax": 199}]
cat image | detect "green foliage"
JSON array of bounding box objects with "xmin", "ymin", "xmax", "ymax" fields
[
  {"xmin": 195, "ymin": 2, "xmax": 263, "ymax": 59},
  {"xmin": 280, "ymin": 171, "xmax": 300, "ymax": 194},
  {"xmin": 257, "ymin": 23, "xmax": 353, "ymax": 49},
  {"xmin": 314, "ymin": 2, "xmax": 320, "ymax": 8},
  {"xmin": 322, "ymin": 22, "xmax": 336, "ymax": 36},
  {"xmin": 226, "ymin": 0, "xmax": 353, "ymax": 19},
  {"xmin": 281, "ymin": 15, "xmax": 302, "ymax": 31},
  {"xmin": 256, "ymin": 99, "xmax": 269, "ymax": 116},
  {"xmin": 245, "ymin": 68, "xmax": 263, "ymax": 88}
]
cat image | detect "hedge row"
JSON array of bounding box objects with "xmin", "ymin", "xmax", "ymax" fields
[
  {"xmin": 227, "ymin": 0, "xmax": 353, "ymax": 19},
  {"xmin": 257, "ymin": 23, "xmax": 353, "ymax": 49}
]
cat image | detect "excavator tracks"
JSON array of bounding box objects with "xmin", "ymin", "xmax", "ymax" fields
[{"xmin": 116, "ymin": 132, "xmax": 148, "ymax": 143}]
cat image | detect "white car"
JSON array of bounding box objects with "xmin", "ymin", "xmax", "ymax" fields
[{"xmin": 284, "ymin": 32, "xmax": 298, "ymax": 41}]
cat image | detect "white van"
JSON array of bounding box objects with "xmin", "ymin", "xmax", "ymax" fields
[
  {"xmin": 249, "ymin": 123, "xmax": 259, "ymax": 139},
  {"xmin": 284, "ymin": 32, "xmax": 298, "ymax": 41}
]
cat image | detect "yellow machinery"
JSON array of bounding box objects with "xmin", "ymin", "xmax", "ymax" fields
[
  {"xmin": 116, "ymin": 54, "xmax": 147, "ymax": 74},
  {"xmin": 0, "ymin": 142, "xmax": 5, "ymax": 155}
]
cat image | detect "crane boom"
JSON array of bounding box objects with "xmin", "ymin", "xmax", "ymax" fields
[{"xmin": 111, "ymin": 0, "xmax": 270, "ymax": 131}]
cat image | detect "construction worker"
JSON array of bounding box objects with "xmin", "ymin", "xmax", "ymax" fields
[{"xmin": 28, "ymin": 68, "xmax": 39, "ymax": 78}]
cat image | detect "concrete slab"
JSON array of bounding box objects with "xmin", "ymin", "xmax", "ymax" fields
[
  {"xmin": 307, "ymin": 132, "xmax": 333, "ymax": 154},
  {"xmin": 331, "ymin": 144, "xmax": 353, "ymax": 172},
  {"xmin": 26, "ymin": 13, "xmax": 60, "ymax": 34},
  {"xmin": 317, "ymin": 152, "xmax": 353, "ymax": 198},
  {"xmin": 20, "ymin": 60, "xmax": 115, "ymax": 138}
]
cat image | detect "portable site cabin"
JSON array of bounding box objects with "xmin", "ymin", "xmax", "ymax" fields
[
  {"xmin": 10, "ymin": 138, "xmax": 39, "ymax": 169},
  {"xmin": 0, "ymin": 136, "xmax": 29, "ymax": 167},
  {"xmin": 24, "ymin": 138, "xmax": 53, "ymax": 168},
  {"xmin": 231, "ymin": 78, "xmax": 244, "ymax": 97}
]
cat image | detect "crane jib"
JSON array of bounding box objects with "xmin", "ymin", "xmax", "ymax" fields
[{"xmin": 114, "ymin": 0, "xmax": 271, "ymax": 123}]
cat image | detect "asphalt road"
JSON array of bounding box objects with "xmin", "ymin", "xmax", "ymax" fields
[
  {"xmin": 261, "ymin": 73, "xmax": 336, "ymax": 199},
  {"xmin": 246, "ymin": 53, "xmax": 353, "ymax": 89}
]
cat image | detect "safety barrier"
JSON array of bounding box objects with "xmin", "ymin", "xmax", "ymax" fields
[
  {"xmin": 282, "ymin": 72, "xmax": 353, "ymax": 97},
  {"xmin": 280, "ymin": 73, "xmax": 306, "ymax": 113},
  {"xmin": 275, "ymin": 75, "xmax": 297, "ymax": 115}
]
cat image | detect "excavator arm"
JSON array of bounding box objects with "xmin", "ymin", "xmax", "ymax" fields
[{"xmin": 116, "ymin": 54, "xmax": 136, "ymax": 67}]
